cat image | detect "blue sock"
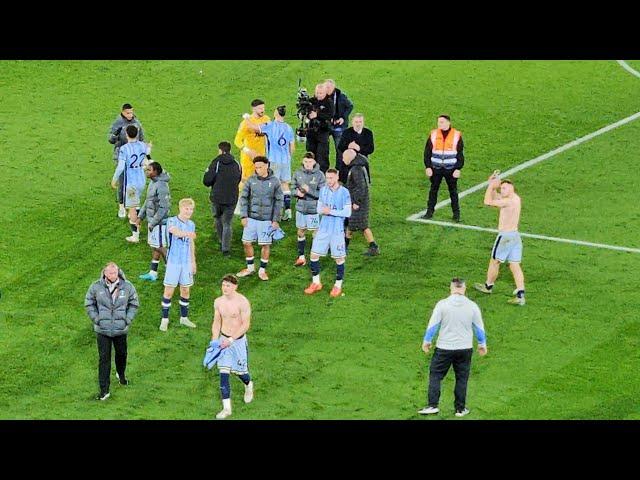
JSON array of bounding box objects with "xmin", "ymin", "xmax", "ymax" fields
[
  {"xmin": 345, "ymin": 237, "xmax": 350, "ymax": 250},
  {"xmin": 238, "ymin": 373, "xmax": 251, "ymax": 385},
  {"xmin": 260, "ymin": 259, "xmax": 268, "ymax": 270},
  {"xmin": 246, "ymin": 257, "xmax": 254, "ymax": 267},
  {"xmin": 297, "ymin": 237, "xmax": 306, "ymax": 256},
  {"xmin": 220, "ymin": 373, "xmax": 231, "ymax": 399},
  {"xmin": 179, "ymin": 297, "xmax": 189, "ymax": 317},
  {"xmin": 516, "ymin": 289, "xmax": 525, "ymax": 298},
  {"xmin": 284, "ymin": 193, "xmax": 291, "ymax": 210},
  {"xmin": 336, "ymin": 263, "xmax": 345, "ymax": 281},
  {"xmin": 130, "ymin": 222, "xmax": 138, "ymax": 233},
  {"xmin": 310, "ymin": 260, "xmax": 320, "ymax": 277},
  {"xmin": 150, "ymin": 260, "xmax": 159, "ymax": 272},
  {"xmin": 161, "ymin": 297, "xmax": 171, "ymax": 319}
]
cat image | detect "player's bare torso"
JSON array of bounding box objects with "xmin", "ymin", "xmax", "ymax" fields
[
  {"xmin": 216, "ymin": 293, "xmax": 250, "ymax": 337},
  {"xmin": 498, "ymin": 194, "xmax": 521, "ymax": 232}
]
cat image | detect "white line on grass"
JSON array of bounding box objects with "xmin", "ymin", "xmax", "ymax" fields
[
  {"xmin": 617, "ymin": 60, "xmax": 640, "ymax": 79},
  {"xmin": 411, "ymin": 219, "xmax": 640, "ymax": 254},
  {"xmin": 407, "ymin": 109, "xmax": 640, "ymax": 221},
  {"xmin": 407, "ymin": 61, "xmax": 640, "ymax": 254}
]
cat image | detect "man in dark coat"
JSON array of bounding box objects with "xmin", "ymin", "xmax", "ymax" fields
[
  {"xmin": 342, "ymin": 149, "xmax": 380, "ymax": 256},
  {"xmin": 203, "ymin": 141, "xmax": 242, "ymax": 256},
  {"xmin": 337, "ymin": 113, "xmax": 374, "ymax": 184},
  {"xmin": 325, "ymin": 79, "xmax": 354, "ymax": 167}
]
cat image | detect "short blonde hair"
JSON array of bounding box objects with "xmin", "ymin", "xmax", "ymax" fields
[{"xmin": 179, "ymin": 198, "xmax": 195, "ymax": 209}]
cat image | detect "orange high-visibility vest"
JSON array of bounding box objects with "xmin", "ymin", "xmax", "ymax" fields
[{"xmin": 430, "ymin": 128, "xmax": 461, "ymax": 169}]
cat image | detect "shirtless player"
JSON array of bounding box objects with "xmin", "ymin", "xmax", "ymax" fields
[
  {"xmin": 211, "ymin": 274, "xmax": 254, "ymax": 419},
  {"xmin": 474, "ymin": 172, "xmax": 526, "ymax": 306}
]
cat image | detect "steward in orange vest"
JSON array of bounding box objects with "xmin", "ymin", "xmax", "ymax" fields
[{"xmin": 422, "ymin": 115, "xmax": 465, "ymax": 221}]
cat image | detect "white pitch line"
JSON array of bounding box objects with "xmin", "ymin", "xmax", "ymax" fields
[
  {"xmin": 408, "ymin": 61, "xmax": 640, "ymax": 254},
  {"xmin": 411, "ymin": 219, "xmax": 640, "ymax": 254},
  {"xmin": 617, "ymin": 60, "xmax": 640, "ymax": 79},
  {"xmin": 407, "ymin": 109, "xmax": 640, "ymax": 221}
]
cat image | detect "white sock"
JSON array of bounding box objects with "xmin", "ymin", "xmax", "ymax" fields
[
  {"xmin": 259, "ymin": 259, "xmax": 268, "ymax": 274},
  {"xmin": 335, "ymin": 279, "xmax": 343, "ymax": 289},
  {"xmin": 222, "ymin": 398, "xmax": 231, "ymax": 411},
  {"xmin": 149, "ymin": 270, "xmax": 158, "ymax": 278},
  {"xmin": 313, "ymin": 275, "xmax": 320, "ymax": 284},
  {"xmin": 298, "ymin": 255, "xmax": 305, "ymax": 260},
  {"xmin": 246, "ymin": 257, "xmax": 255, "ymax": 271}
]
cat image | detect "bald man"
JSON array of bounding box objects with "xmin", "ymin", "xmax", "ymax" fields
[{"xmin": 305, "ymin": 83, "xmax": 335, "ymax": 173}]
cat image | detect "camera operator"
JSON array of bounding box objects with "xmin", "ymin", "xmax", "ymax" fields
[{"xmin": 305, "ymin": 83, "xmax": 334, "ymax": 173}]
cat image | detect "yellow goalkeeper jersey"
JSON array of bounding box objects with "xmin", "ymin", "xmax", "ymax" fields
[{"xmin": 234, "ymin": 114, "xmax": 271, "ymax": 157}]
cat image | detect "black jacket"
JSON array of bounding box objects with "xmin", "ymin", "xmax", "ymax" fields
[
  {"xmin": 309, "ymin": 96, "xmax": 334, "ymax": 132},
  {"xmin": 423, "ymin": 128, "xmax": 465, "ymax": 170},
  {"xmin": 203, "ymin": 153, "xmax": 242, "ymax": 205},
  {"xmin": 329, "ymin": 88, "xmax": 354, "ymax": 126},
  {"xmin": 338, "ymin": 127, "xmax": 375, "ymax": 157},
  {"xmin": 346, "ymin": 154, "xmax": 371, "ymax": 230}
]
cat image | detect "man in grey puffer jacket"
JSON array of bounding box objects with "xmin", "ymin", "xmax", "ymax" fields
[
  {"xmin": 137, "ymin": 162, "xmax": 171, "ymax": 282},
  {"xmin": 84, "ymin": 262, "xmax": 139, "ymax": 400},
  {"xmin": 237, "ymin": 156, "xmax": 284, "ymax": 281},
  {"xmin": 108, "ymin": 103, "xmax": 145, "ymax": 218},
  {"xmin": 291, "ymin": 152, "xmax": 326, "ymax": 266}
]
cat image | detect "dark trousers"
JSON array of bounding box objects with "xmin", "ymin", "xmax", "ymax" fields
[
  {"xmin": 427, "ymin": 348, "xmax": 473, "ymax": 411},
  {"xmin": 212, "ymin": 202, "xmax": 235, "ymax": 252},
  {"xmin": 97, "ymin": 333, "xmax": 127, "ymax": 394},
  {"xmin": 329, "ymin": 127, "xmax": 344, "ymax": 166},
  {"xmin": 116, "ymin": 171, "xmax": 125, "ymax": 204},
  {"xmin": 336, "ymin": 155, "xmax": 348, "ymax": 184},
  {"xmin": 306, "ymin": 130, "xmax": 330, "ymax": 173},
  {"xmin": 427, "ymin": 169, "xmax": 459, "ymax": 216}
]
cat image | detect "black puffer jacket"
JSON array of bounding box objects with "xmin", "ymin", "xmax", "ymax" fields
[{"xmin": 346, "ymin": 154, "xmax": 371, "ymax": 231}]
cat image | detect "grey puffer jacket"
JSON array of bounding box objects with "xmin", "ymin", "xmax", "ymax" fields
[
  {"xmin": 291, "ymin": 162, "xmax": 326, "ymax": 215},
  {"xmin": 239, "ymin": 170, "xmax": 284, "ymax": 221},
  {"xmin": 138, "ymin": 172, "xmax": 171, "ymax": 229},
  {"xmin": 108, "ymin": 115, "xmax": 145, "ymax": 161},
  {"xmin": 84, "ymin": 268, "xmax": 139, "ymax": 337}
]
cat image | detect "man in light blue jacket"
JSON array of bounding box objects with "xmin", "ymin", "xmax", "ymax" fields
[{"xmin": 419, "ymin": 278, "xmax": 487, "ymax": 417}]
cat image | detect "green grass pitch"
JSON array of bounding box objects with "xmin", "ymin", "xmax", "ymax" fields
[{"xmin": 1, "ymin": 60, "xmax": 639, "ymax": 419}]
